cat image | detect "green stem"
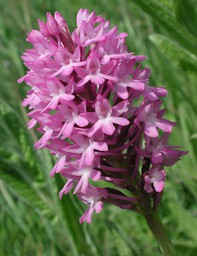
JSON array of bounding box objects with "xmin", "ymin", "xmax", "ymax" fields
[{"xmin": 145, "ymin": 210, "xmax": 177, "ymax": 256}]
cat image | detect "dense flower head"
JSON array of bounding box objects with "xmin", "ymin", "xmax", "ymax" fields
[{"xmin": 18, "ymin": 9, "xmax": 187, "ymax": 223}]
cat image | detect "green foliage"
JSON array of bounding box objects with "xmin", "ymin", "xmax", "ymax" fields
[
  {"xmin": 0, "ymin": 0, "xmax": 197, "ymax": 255},
  {"xmin": 132, "ymin": 0, "xmax": 197, "ymax": 54},
  {"xmin": 173, "ymin": 0, "xmax": 197, "ymax": 37}
]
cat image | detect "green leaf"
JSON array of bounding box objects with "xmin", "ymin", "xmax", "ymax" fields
[
  {"xmin": 149, "ymin": 34, "xmax": 197, "ymax": 66},
  {"xmin": 132, "ymin": 0, "xmax": 197, "ymax": 55},
  {"xmin": 149, "ymin": 33, "xmax": 197, "ymax": 83},
  {"xmin": 0, "ymin": 169, "xmax": 53, "ymax": 218},
  {"xmin": 0, "ymin": 181, "xmax": 29, "ymax": 233},
  {"xmin": 0, "ymin": 169, "xmax": 71, "ymax": 256},
  {"xmin": 173, "ymin": 0, "xmax": 197, "ymax": 37},
  {"xmin": 169, "ymin": 202, "xmax": 197, "ymax": 244}
]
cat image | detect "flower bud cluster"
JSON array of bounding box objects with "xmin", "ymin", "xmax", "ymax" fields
[{"xmin": 18, "ymin": 9, "xmax": 187, "ymax": 223}]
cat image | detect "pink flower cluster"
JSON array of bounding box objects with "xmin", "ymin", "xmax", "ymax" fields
[{"xmin": 18, "ymin": 9, "xmax": 187, "ymax": 223}]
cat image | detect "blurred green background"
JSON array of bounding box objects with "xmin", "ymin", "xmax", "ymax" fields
[{"xmin": 0, "ymin": 0, "xmax": 197, "ymax": 255}]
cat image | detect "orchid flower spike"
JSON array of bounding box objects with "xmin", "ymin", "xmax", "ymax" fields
[{"xmin": 18, "ymin": 9, "xmax": 187, "ymax": 223}]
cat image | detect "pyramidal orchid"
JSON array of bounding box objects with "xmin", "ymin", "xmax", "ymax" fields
[{"xmin": 18, "ymin": 9, "xmax": 187, "ymax": 255}]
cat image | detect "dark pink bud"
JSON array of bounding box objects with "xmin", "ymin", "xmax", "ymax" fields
[
  {"xmin": 54, "ymin": 12, "xmax": 74, "ymax": 53},
  {"xmin": 54, "ymin": 11, "xmax": 68, "ymax": 29},
  {"xmin": 38, "ymin": 19, "xmax": 50, "ymax": 37},
  {"xmin": 46, "ymin": 12, "xmax": 60, "ymax": 36}
]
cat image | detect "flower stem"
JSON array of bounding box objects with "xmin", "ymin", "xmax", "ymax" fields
[{"xmin": 145, "ymin": 210, "xmax": 177, "ymax": 256}]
